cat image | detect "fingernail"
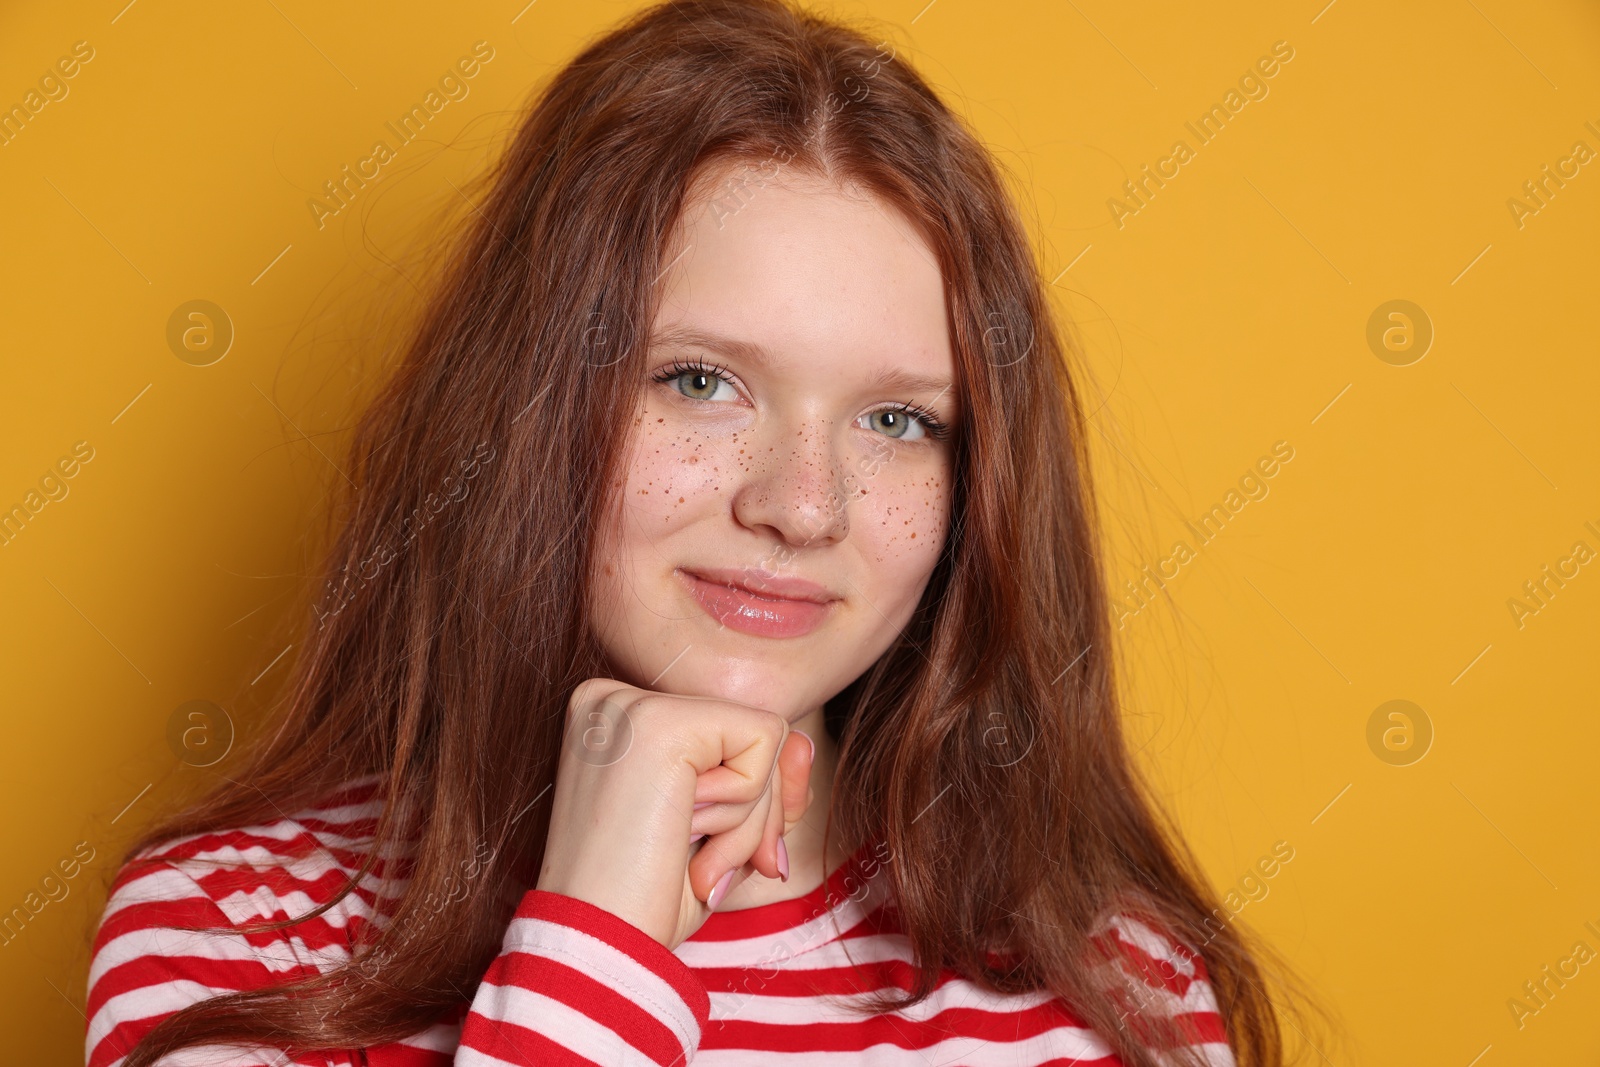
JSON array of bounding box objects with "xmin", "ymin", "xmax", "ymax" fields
[
  {"xmin": 690, "ymin": 832, "xmax": 706, "ymax": 843},
  {"xmin": 693, "ymin": 801, "xmax": 715, "ymax": 810},
  {"xmin": 777, "ymin": 837, "xmax": 789, "ymax": 882},
  {"xmin": 708, "ymin": 868, "xmax": 735, "ymax": 910},
  {"xmin": 793, "ymin": 729, "xmax": 815, "ymax": 762}
]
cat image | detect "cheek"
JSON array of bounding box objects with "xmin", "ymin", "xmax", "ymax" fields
[
  {"xmin": 855, "ymin": 461, "xmax": 951, "ymax": 583},
  {"xmin": 615, "ymin": 404, "xmax": 731, "ymax": 536}
]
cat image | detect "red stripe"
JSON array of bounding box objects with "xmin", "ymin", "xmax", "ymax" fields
[
  {"xmin": 703, "ymin": 999, "xmax": 1122, "ymax": 1055},
  {"xmin": 458, "ymin": 1011, "xmax": 607, "ymax": 1066},
  {"xmin": 349, "ymin": 1039, "xmax": 452, "ymax": 1067}
]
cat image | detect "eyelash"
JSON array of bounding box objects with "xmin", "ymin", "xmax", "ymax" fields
[{"xmin": 650, "ymin": 358, "xmax": 951, "ymax": 441}]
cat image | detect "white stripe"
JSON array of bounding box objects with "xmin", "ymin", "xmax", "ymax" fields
[
  {"xmin": 699, "ymin": 929, "xmax": 919, "ymax": 974},
  {"xmin": 386, "ymin": 1017, "xmax": 461, "ymax": 1055},
  {"xmin": 89, "ymin": 913, "xmax": 298, "ymax": 988},
  {"xmin": 708, "ymin": 974, "xmax": 1059, "ymax": 1025},
  {"xmin": 97, "ymin": 1038, "xmax": 347, "ymax": 1066},
  {"xmin": 90, "ymin": 978, "xmax": 273, "ymax": 1057},
  {"xmin": 688, "ymin": 1022, "xmax": 1117, "ymax": 1066},
  {"xmin": 453, "ymin": 1045, "xmax": 523, "ymax": 1067}
]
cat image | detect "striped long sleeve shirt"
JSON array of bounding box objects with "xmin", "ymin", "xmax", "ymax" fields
[{"xmin": 86, "ymin": 775, "xmax": 1235, "ymax": 1066}]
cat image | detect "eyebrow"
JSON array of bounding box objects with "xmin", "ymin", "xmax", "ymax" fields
[
  {"xmin": 863, "ymin": 365, "xmax": 955, "ymax": 403},
  {"xmin": 649, "ymin": 326, "xmax": 955, "ymax": 403}
]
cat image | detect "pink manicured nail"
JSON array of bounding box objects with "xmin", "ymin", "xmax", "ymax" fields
[
  {"xmin": 793, "ymin": 730, "xmax": 815, "ymax": 762},
  {"xmin": 690, "ymin": 832, "xmax": 706, "ymax": 843},
  {"xmin": 777, "ymin": 837, "xmax": 789, "ymax": 882},
  {"xmin": 693, "ymin": 801, "xmax": 715, "ymax": 810},
  {"xmin": 707, "ymin": 868, "xmax": 735, "ymax": 910}
]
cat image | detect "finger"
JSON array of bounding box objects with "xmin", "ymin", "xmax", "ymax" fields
[
  {"xmin": 776, "ymin": 729, "xmax": 815, "ymax": 838},
  {"xmin": 745, "ymin": 730, "xmax": 800, "ymax": 882},
  {"xmin": 665, "ymin": 699, "xmax": 787, "ymax": 795},
  {"xmin": 758, "ymin": 754, "xmax": 786, "ymax": 881},
  {"xmin": 729, "ymin": 730, "xmax": 788, "ymax": 882},
  {"xmin": 689, "ymin": 763, "xmax": 779, "ymax": 900},
  {"xmin": 685, "ymin": 852, "xmax": 752, "ymax": 917},
  {"xmin": 691, "ymin": 726, "xmax": 812, "ymax": 819},
  {"xmin": 691, "ymin": 729, "xmax": 812, "ymax": 838},
  {"xmin": 692, "ymin": 729, "xmax": 809, "ymax": 872}
]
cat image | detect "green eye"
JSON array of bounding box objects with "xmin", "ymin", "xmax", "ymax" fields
[
  {"xmin": 867, "ymin": 409, "xmax": 919, "ymax": 440},
  {"xmin": 862, "ymin": 404, "xmax": 948, "ymax": 442},
  {"xmin": 651, "ymin": 359, "xmax": 737, "ymax": 402},
  {"xmin": 676, "ymin": 371, "xmax": 721, "ymax": 400}
]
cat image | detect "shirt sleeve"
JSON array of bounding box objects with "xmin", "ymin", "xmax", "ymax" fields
[
  {"xmin": 86, "ymin": 860, "xmax": 708, "ymax": 1067},
  {"xmin": 455, "ymin": 889, "xmax": 709, "ymax": 1066}
]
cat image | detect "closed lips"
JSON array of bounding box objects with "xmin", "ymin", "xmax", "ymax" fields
[{"xmin": 679, "ymin": 568, "xmax": 838, "ymax": 604}]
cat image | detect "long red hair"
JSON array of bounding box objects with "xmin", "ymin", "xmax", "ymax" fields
[{"xmin": 103, "ymin": 2, "xmax": 1315, "ymax": 1064}]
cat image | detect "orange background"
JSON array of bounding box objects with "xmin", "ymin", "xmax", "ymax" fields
[{"xmin": 2, "ymin": 1, "xmax": 1597, "ymax": 1063}]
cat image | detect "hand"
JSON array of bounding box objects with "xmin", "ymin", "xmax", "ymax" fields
[{"xmin": 536, "ymin": 677, "xmax": 817, "ymax": 951}]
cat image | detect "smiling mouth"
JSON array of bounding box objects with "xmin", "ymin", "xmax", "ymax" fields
[{"xmin": 675, "ymin": 567, "xmax": 839, "ymax": 638}]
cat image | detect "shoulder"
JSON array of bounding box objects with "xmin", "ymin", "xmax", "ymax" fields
[
  {"xmin": 1088, "ymin": 910, "xmax": 1235, "ymax": 1065},
  {"xmin": 89, "ymin": 771, "xmax": 400, "ymax": 998},
  {"xmin": 87, "ymin": 774, "xmax": 401, "ymax": 1067},
  {"xmin": 1096, "ymin": 911, "xmax": 1212, "ymax": 987},
  {"xmin": 126, "ymin": 774, "xmax": 394, "ymax": 920}
]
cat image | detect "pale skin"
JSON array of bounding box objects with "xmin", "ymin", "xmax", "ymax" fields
[{"xmin": 536, "ymin": 167, "xmax": 957, "ymax": 951}]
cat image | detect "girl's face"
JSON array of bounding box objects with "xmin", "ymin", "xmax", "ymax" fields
[{"xmin": 588, "ymin": 170, "xmax": 958, "ymax": 723}]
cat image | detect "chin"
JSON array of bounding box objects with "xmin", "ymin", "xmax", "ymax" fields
[{"xmin": 651, "ymin": 653, "xmax": 830, "ymax": 721}]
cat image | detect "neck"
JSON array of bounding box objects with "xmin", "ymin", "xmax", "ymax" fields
[{"xmin": 714, "ymin": 703, "xmax": 854, "ymax": 911}]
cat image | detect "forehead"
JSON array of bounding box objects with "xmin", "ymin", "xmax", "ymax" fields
[{"xmin": 652, "ymin": 167, "xmax": 953, "ymax": 383}]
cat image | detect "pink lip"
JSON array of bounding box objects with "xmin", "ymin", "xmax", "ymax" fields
[{"xmin": 677, "ymin": 567, "xmax": 840, "ymax": 638}]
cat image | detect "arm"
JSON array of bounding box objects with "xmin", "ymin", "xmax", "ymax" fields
[{"xmin": 87, "ymin": 860, "xmax": 708, "ymax": 1067}]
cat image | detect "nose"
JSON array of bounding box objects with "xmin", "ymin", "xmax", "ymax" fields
[{"xmin": 731, "ymin": 415, "xmax": 852, "ymax": 548}]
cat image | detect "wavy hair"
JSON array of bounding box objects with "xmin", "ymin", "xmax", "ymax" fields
[{"xmin": 103, "ymin": 1, "xmax": 1315, "ymax": 1064}]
